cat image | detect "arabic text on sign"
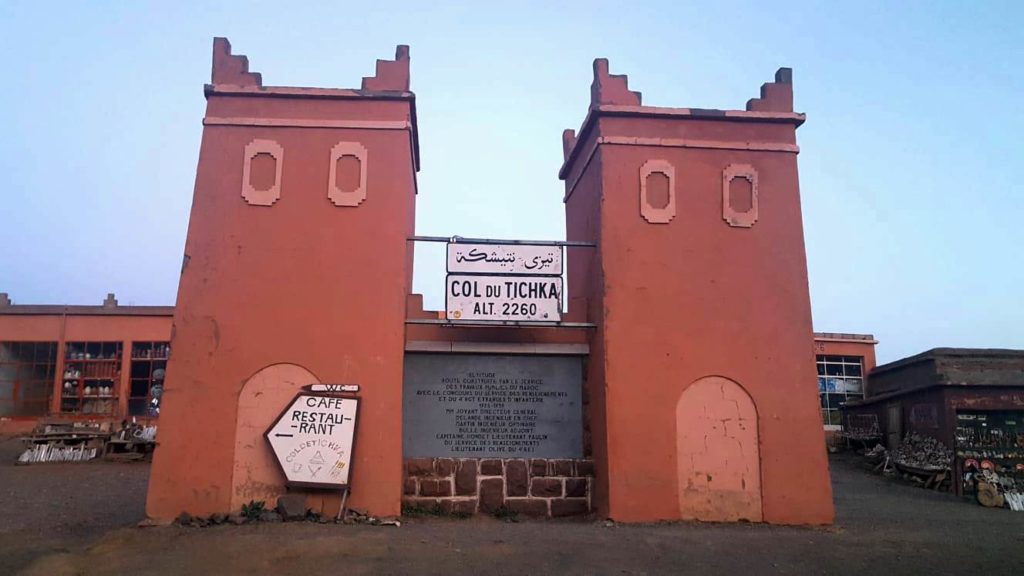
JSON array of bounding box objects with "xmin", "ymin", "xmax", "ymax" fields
[{"xmin": 447, "ymin": 243, "xmax": 562, "ymax": 276}]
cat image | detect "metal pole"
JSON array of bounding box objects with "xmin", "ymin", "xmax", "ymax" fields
[
  {"xmin": 408, "ymin": 235, "xmax": 596, "ymax": 248},
  {"xmin": 336, "ymin": 487, "xmax": 349, "ymax": 522},
  {"xmin": 405, "ymin": 319, "xmax": 596, "ymax": 329}
]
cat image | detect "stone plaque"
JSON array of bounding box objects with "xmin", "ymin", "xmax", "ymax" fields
[{"xmin": 403, "ymin": 354, "xmax": 583, "ymax": 458}]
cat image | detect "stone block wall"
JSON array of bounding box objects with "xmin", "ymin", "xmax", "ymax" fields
[{"xmin": 403, "ymin": 457, "xmax": 594, "ymax": 518}]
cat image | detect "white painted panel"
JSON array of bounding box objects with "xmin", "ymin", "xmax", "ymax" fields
[
  {"xmin": 447, "ymin": 243, "xmax": 562, "ymax": 275},
  {"xmin": 266, "ymin": 395, "xmax": 359, "ymax": 487},
  {"xmin": 446, "ymin": 275, "xmax": 562, "ymax": 322}
]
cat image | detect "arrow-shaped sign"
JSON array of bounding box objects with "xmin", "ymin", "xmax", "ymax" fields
[{"xmin": 265, "ymin": 393, "xmax": 360, "ymax": 489}]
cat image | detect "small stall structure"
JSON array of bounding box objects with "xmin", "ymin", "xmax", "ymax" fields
[
  {"xmin": 843, "ymin": 348, "xmax": 1024, "ymax": 509},
  {"xmin": 16, "ymin": 419, "xmax": 157, "ymax": 464}
]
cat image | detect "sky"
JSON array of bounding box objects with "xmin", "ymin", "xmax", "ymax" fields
[{"xmin": 0, "ymin": 1, "xmax": 1021, "ymax": 364}]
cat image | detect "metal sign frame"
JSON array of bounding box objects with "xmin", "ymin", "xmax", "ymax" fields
[
  {"xmin": 410, "ymin": 235, "xmax": 596, "ymax": 248},
  {"xmin": 264, "ymin": 391, "xmax": 361, "ymax": 491},
  {"xmin": 408, "ymin": 235, "xmax": 597, "ymax": 328},
  {"xmin": 445, "ymin": 239, "xmax": 565, "ymax": 324}
]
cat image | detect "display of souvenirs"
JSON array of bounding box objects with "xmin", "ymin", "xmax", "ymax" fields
[
  {"xmin": 66, "ymin": 347, "xmax": 121, "ymax": 360},
  {"xmin": 127, "ymin": 342, "xmax": 168, "ymax": 418},
  {"xmin": 80, "ymin": 398, "xmax": 115, "ymax": 415},
  {"xmin": 131, "ymin": 343, "xmax": 171, "ymax": 359},
  {"xmin": 54, "ymin": 342, "xmax": 169, "ymax": 416},
  {"xmin": 78, "ymin": 384, "xmax": 114, "ymax": 397},
  {"xmin": 956, "ymin": 410, "xmax": 1024, "ymax": 512},
  {"xmin": 956, "ymin": 412, "xmax": 1024, "ymax": 460},
  {"xmin": 59, "ymin": 342, "xmax": 123, "ymax": 414}
]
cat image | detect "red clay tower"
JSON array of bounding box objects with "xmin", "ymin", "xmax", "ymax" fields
[
  {"xmin": 560, "ymin": 61, "xmax": 834, "ymax": 523},
  {"xmin": 146, "ymin": 38, "xmax": 418, "ymax": 519}
]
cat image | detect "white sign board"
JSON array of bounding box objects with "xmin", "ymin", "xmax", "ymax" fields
[
  {"xmin": 266, "ymin": 394, "xmax": 359, "ymax": 488},
  {"xmin": 447, "ymin": 275, "xmax": 562, "ymax": 322},
  {"xmin": 447, "ymin": 243, "xmax": 562, "ymax": 275},
  {"xmin": 305, "ymin": 384, "xmax": 360, "ymax": 394}
]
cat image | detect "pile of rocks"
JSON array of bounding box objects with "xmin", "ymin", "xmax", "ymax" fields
[
  {"xmin": 893, "ymin": 433, "xmax": 952, "ymax": 471},
  {"xmin": 170, "ymin": 495, "xmax": 401, "ymax": 528},
  {"xmin": 174, "ymin": 511, "xmax": 251, "ymax": 528},
  {"xmin": 339, "ymin": 509, "xmax": 402, "ymax": 526}
]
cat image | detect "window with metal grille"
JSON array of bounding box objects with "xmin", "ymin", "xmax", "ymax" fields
[
  {"xmin": 0, "ymin": 342, "xmax": 58, "ymax": 417},
  {"xmin": 129, "ymin": 342, "xmax": 169, "ymax": 417},
  {"xmin": 61, "ymin": 342, "xmax": 122, "ymax": 415},
  {"xmin": 817, "ymin": 355, "xmax": 865, "ymax": 430}
]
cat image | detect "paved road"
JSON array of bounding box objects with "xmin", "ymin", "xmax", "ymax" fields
[{"xmin": 2, "ymin": 439, "xmax": 1022, "ymax": 575}]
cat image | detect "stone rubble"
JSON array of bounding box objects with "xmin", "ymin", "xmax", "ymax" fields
[
  {"xmin": 893, "ymin": 434, "xmax": 953, "ymax": 471},
  {"xmin": 167, "ymin": 502, "xmax": 405, "ymax": 528}
]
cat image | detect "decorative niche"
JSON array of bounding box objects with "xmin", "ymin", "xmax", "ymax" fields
[
  {"xmin": 722, "ymin": 164, "xmax": 759, "ymax": 228},
  {"xmin": 241, "ymin": 139, "xmax": 284, "ymax": 206},
  {"xmin": 639, "ymin": 160, "xmax": 676, "ymax": 224},
  {"xmin": 328, "ymin": 142, "xmax": 368, "ymax": 207}
]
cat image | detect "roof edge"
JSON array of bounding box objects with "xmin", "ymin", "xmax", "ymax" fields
[
  {"xmin": 558, "ymin": 105, "xmax": 805, "ymax": 180},
  {"xmin": 871, "ymin": 347, "xmax": 1024, "ymax": 376},
  {"xmin": 0, "ymin": 305, "xmax": 175, "ymax": 317}
]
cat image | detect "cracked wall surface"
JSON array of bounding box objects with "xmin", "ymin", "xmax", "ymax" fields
[
  {"xmin": 676, "ymin": 376, "xmax": 762, "ymax": 522},
  {"xmin": 231, "ymin": 363, "xmax": 323, "ymax": 512}
]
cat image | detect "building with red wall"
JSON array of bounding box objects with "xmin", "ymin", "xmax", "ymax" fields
[
  {"xmin": 558, "ymin": 60, "xmax": 836, "ymax": 523},
  {"xmin": 0, "ymin": 39, "xmax": 887, "ymax": 525},
  {"xmin": 0, "ymin": 293, "xmax": 876, "ymax": 438},
  {"xmin": 816, "ymin": 332, "xmax": 878, "ymax": 432},
  {"xmin": 0, "ymin": 291, "xmax": 874, "ymax": 522},
  {"xmin": 0, "ymin": 293, "xmax": 171, "ymax": 436}
]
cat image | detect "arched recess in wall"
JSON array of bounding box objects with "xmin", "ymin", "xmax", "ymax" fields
[
  {"xmin": 230, "ymin": 363, "xmax": 320, "ymax": 512},
  {"xmin": 676, "ymin": 375, "xmax": 762, "ymax": 522}
]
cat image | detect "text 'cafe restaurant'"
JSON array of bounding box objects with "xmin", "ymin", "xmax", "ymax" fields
[{"xmin": 0, "ymin": 291, "xmax": 876, "ymax": 436}]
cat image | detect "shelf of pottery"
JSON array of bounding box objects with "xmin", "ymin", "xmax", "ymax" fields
[
  {"xmin": 61, "ymin": 342, "xmax": 122, "ymax": 415},
  {"xmin": 129, "ymin": 342, "xmax": 170, "ymax": 418}
]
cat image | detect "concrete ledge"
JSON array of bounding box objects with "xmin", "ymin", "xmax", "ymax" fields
[{"xmin": 405, "ymin": 341, "xmax": 589, "ymax": 356}]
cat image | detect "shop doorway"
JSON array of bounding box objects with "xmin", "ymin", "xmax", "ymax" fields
[{"xmin": 887, "ymin": 403, "xmax": 902, "ymax": 451}]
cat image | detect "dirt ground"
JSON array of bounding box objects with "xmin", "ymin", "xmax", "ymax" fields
[
  {"xmin": 2, "ymin": 438, "xmax": 1022, "ymax": 575},
  {"xmin": 0, "ymin": 438, "xmax": 150, "ymax": 573}
]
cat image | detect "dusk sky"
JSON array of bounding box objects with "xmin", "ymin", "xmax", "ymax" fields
[{"xmin": 1, "ymin": 1, "xmax": 1021, "ymax": 363}]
